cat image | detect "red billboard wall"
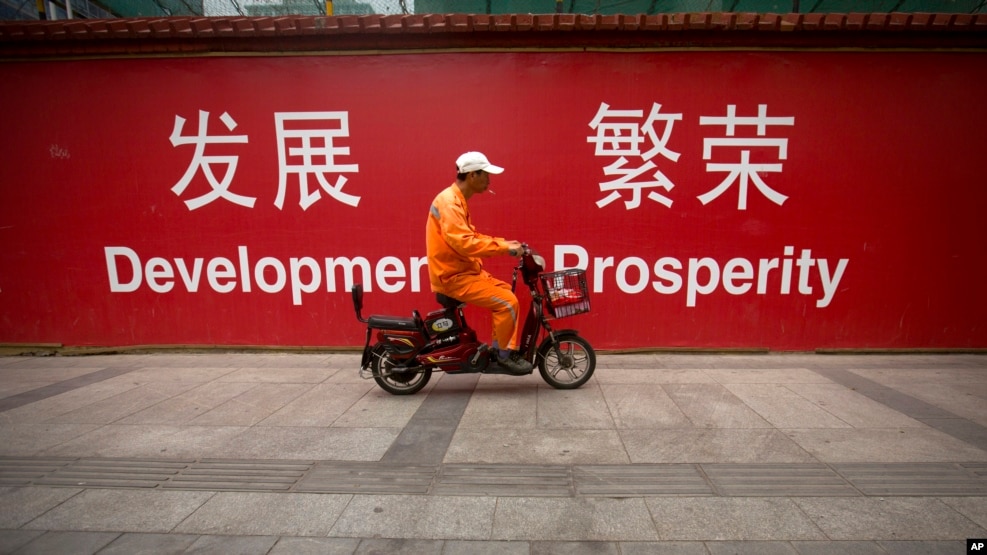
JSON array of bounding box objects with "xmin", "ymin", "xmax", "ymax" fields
[{"xmin": 0, "ymin": 50, "xmax": 984, "ymax": 350}]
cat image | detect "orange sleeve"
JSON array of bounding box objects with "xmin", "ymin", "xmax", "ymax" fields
[{"xmin": 433, "ymin": 190, "xmax": 509, "ymax": 258}]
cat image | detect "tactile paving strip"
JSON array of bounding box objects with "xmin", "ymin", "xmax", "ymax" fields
[
  {"xmin": 3, "ymin": 457, "xmax": 987, "ymax": 497},
  {"xmin": 434, "ymin": 464, "xmax": 572, "ymax": 497},
  {"xmin": 832, "ymin": 463, "xmax": 987, "ymax": 496},
  {"xmin": 703, "ymin": 464, "xmax": 860, "ymax": 497},
  {"xmin": 574, "ymin": 464, "xmax": 712, "ymax": 497}
]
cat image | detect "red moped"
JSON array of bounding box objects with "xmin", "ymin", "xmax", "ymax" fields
[{"xmin": 351, "ymin": 245, "xmax": 595, "ymax": 395}]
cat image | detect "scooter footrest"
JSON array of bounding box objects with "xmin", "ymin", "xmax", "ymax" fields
[{"xmin": 367, "ymin": 315, "xmax": 419, "ymax": 330}]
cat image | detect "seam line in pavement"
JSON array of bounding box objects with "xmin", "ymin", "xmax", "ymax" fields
[
  {"xmin": 0, "ymin": 367, "xmax": 140, "ymax": 413},
  {"xmin": 379, "ymin": 373, "xmax": 480, "ymax": 465},
  {"xmin": 3, "ymin": 457, "xmax": 986, "ymax": 497},
  {"xmin": 810, "ymin": 367, "xmax": 987, "ymax": 451}
]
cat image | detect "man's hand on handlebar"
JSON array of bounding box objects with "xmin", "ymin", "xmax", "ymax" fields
[{"xmin": 506, "ymin": 240, "xmax": 524, "ymax": 258}]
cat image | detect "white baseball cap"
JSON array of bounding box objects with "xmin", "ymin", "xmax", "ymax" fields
[{"xmin": 456, "ymin": 151, "xmax": 504, "ymax": 174}]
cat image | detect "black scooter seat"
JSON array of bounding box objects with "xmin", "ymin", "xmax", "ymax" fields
[
  {"xmin": 367, "ymin": 315, "xmax": 419, "ymax": 331},
  {"xmin": 436, "ymin": 293, "xmax": 465, "ymax": 310}
]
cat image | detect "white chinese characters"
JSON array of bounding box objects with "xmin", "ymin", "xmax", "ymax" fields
[
  {"xmin": 587, "ymin": 102, "xmax": 682, "ymax": 209},
  {"xmin": 588, "ymin": 102, "xmax": 795, "ymax": 210},
  {"xmin": 170, "ymin": 110, "xmax": 361, "ymax": 211},
  {"xmin": 275, "ymin": 112, "xmax": 360, "ymax": 210},
  {"xmin": 700, "ymin": 104, "xmax": 794, "ymax": 210},
  {"xmin": 170, "ymin": 111, "xmax": 254, "ymax": 210}
]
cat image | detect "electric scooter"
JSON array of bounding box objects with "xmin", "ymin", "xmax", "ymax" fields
[{"xmin": 351, "ymin": 245, "xmax": 595, "ymax": 395}]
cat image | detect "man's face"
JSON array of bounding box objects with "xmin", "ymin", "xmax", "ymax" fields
[{"xmin": 466, "ymin": 170, "xmax": 490, "ymax": 194}]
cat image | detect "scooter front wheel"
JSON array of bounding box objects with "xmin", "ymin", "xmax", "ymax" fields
[
  {"xmin": 537, "ymin": 333, "xmax": 596, "ymax": 389},
  {"xmin": 371, "ymin": 347, "xmax": 432, "ymax": 395}
]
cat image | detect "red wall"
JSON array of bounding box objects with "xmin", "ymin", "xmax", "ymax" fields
[{"xmin": 1, "ymin": 50, "xmax": 984, "ymax": 350}]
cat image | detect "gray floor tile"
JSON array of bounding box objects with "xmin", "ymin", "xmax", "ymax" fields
[
  {"xmin": 705, "ymin": 368, "xmax": 833, "ymax": 384},
  {"xmin": 113, "ymin": 367, "xmax": 238, "ymax": 383},
  {"xmin": 459, "ymin": 386, "xmax": 537, "ymax": 430},
  {"xmin": 878, "ymin": 540, "xmax": 968, "ymax": 555},
  {"xmin": 601, "ymin": 384, "xmax": 692, "ymax": 428},
  {"xmin": 116, "ymin": 381, "xmax": 257, "ymax": 425},
  {"xmin": 618, "ymin": 542, "xmax": 709, "ymax": 555},
  {"xmin": 211, "ymin": 426, "xmax": 398, "ymax": 460},
  {"xmin": 663, "ymin": 384, "xmax": 772, "ymax": 428},
  {"xmin": 445, "ymin": 429, "xmax": 629, "ymax": 464},
  {"xmin": 47, "ymin": 382, "xmax": 200, "ymax": 425},
  {"xmin": 939, "ymin": 497, "xmax": 987, "ymax": 528},
  {"xmin": 96, "ymin": 532, "xmax": 200, "ymax": 554},
  {"xmin": 11, "ymin": 530, "xmax": 119, "ymax": 554},
  {"xmin": 723, "ymin": 384, "xmax": 851, "ymax": 429},
  {"xmin": 23, "ymin": 489, "xmax": 213, "ymax": 533},
  {"xmin": 187, "ymin": 383, "xmax": 311, "ymax": 426},
  {"xmin": 40, "ymin": 424, "xmax": 248, "ymax": 459},
  {"xmin": 0, "ymin": 530, "xmax": 45, "ymax": 554},
  {"xmin": 216, "ymin": 367, "xmax": 336, "ymax": 383},
  {"xmin": 783, "ymin": 428, "xmax": 987, "ymax": 463},
  {"xmin": 183, "ymin": 534, "xmax": 279, "ymax": 554},
  {"xmin": 791, "ymin": 541, "xmax": 887, "ymax": 555},
  {"xmin": 592, "ymin": 368, "xmax": 716, "ymax": 384},
  {"xmin": 705, "ymin": 541, "xmax": 798, "ymax": 554},
  {"xmin": 492, "ymin": 497, "xmax": 658, "ymax": 541},
  {"xmin": 621, "ymin": 429, "xmax": 817, "ymax": 464},
  {"xmin": 174, "ymin": 491, "xmax": 350, "ymax": 536},
  {"xmin": 0, "ymin": 487, "xmax": 82, "ymax": 528},
  {"xmin": 646, "ymin": 497, "xmax": 827, "ymax": 541},
  {"xmin": 530, "ymin": 540, "xmax": 619, "ymax": 554},
  {"xmin": 536, "ymin": 385, "xmax": 615, "ymax": 430},
  {"xmin": 0, "ymin": 382, "xmax": 54, "ymax": 401},
  {"xmin": 332, "ymin": 386, "xmax": 430, "ymax": 428},
  {"xmin": 268, "ymin": 536, "xmax": 362, "ymax": 555},
  {"xmin": 329, "ymin": 495, "xmax": 495, "ymax": 540},
  {"xmin": 259, "ymin": 382, "xmax": 374, "ymax": 427},
  {"xmin": 443, "ymin": 540, "xmax": 531, "ymax": 555},
  {"xmin": 784, "ymin": 383, "xmax": 926, "ymax": 428},
  {"xmin": 0, "ymin": 423, "xmax": 102, "ymax": 456},
  {"xmin": 353, "ymin": 538, "xmax": 444, "ymax": 554},
  {"xmin": 0, "ymin": 380, "xmax": 145, "ymax": 425},
  {"xmin": 794, "ymin": 497, "xmax": 987, "ymax": 540}
]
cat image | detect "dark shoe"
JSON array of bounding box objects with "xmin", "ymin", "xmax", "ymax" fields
[{"xmin": 497, "ymin": 351, "xmax": 533, "ymax": 375}]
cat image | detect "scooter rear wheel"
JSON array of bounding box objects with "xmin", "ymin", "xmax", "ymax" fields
[
  {"xmin": 537, "ymin": 333, "xmax": 596, "ymax": 389},
  {"xmin": 371, "ymin": 347, "xmax": 432, "ymax": 395}
]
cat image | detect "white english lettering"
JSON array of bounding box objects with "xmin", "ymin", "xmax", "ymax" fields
[
  {"xmin": 105, "ymin": 246, "xmax": 142, "ymax": 292},
  {"xmin": 326, "ymin": 257, "xmax": 372, "ymax": 293},
  {"xmin": 653, "ymin": 257, "xmax": 682, "ymax": 294},
  {"xmin": 290, "ymin": 257, "xmax": 321, "ymax": 305},
  {"xmin": 145, "ymin": 257, "xmax": 175, "ymax": 293},
  {"xmin": 616, "ymin": 257, "xmax": 649, "ymax": 294},
  {"xmin": 687, "ymin": 257, "xmax": 720, "ymax": 307},
  {"xmin": 207, "ymin": 257, "xmax": 237, "ymax": 293},
  {"xmin": 554, "ymin": 244, "xmax": 588, "ymax": 271},
  {"xmin": 175, "ymin": 258, "xmax": 203, "ymax": 292},
  {"xmin": 255, "ymin": 257, "xmax": 286, "ymax": 293},
  {"xmin": 376, "ymin": 256, "xmax": 405, "ymax": 294},
  {"xmin": 816, "ymin": 258, "xmax": 849, "ymax": 308},
  {"xmin": 238, "ymin": 245, "xmax": 252, "ymax": 293},
  {"xmin": 723, "ymin": 258, "xmax": 754, "ymax": 295}
]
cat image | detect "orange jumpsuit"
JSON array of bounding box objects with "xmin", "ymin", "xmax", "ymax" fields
[{"xmin": 425, "ymin": 184, "xmax": 520, "ymax": 350}]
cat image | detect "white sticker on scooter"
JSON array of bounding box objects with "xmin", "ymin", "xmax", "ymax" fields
[{"xmin": 431, "ymin": 318, "xmax": 455, "ymax": 333}]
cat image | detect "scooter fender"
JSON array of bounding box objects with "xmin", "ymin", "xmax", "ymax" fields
[
  {"xmin": 360, "ymin": 327, "xmax": 374, "ymax": 369},
  {"xmin": 536, "ymin": 329, "xmax": 580, "ymax": 357}
]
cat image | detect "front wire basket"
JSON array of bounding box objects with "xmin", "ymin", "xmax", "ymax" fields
[{"xmin": 540, "ymin": 269, "xmax": 591, "ymax": 319}]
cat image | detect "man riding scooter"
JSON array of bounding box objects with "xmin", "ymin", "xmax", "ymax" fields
[{"xmin": 424, "ymin": 151, "xmax": 533, "ymax": 375}]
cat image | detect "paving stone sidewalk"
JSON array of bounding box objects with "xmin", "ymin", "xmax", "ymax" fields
[{"xmin": 0, "ymin": 352, "xmax": 984, "ymax": 554}]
